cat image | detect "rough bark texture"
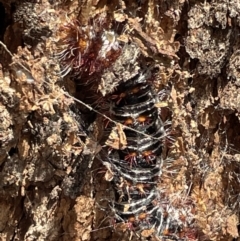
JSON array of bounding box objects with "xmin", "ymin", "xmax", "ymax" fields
[{"xmin": 0, "ymin": 0, "xmax": 240, "ymax": 241}]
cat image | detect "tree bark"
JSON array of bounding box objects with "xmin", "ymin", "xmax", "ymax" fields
[{"xmin": 0, "ymin": 0, "xmax": 239, "ymax": 241}]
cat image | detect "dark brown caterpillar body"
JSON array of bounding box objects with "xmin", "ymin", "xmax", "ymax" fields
[{"xmin": 103, "ymin": 70, "xmax": 190, "ymax": 240}]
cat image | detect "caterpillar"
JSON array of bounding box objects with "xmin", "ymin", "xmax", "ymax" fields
[
  {"xmin": 56, "ymin": 14, "xmax": 196, "ymax": 239},
  {"xmin": 102, "ymin": 68, "xmax": 195, "ymax": 240}
]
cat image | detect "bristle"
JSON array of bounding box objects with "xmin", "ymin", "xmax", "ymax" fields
[{"xmin": 57, "ymin": 16, "xmax": 121, "ymax": 79}]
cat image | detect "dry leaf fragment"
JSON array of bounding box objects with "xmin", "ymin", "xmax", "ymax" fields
[
  {"xmin": 113, "ymin": 12, "xmax": 126, "ymax": 22},
  {"xmin": 226, "ymin": 214, "xmax": 239, "ymax": 238},
  {"xmin": 102, "ymin": 161, "xmax": 114, "ymax": 181},
  {"xmin": 155, "ymin": 102, "xmax": 168, "ymax": 108},
  {"xmin": 105, "ymin": 123, "xmax": 127, "ymax": 150},
  {"xmin": 141, "ymin": 228, "xmax": 155, "ymax": 237}
]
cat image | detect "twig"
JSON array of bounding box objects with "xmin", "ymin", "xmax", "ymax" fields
[
  {"xmin": 0, "ymin": 41, "xmax": 13, "ymax": 57},
  {"xmin": 0, "ymin": 41, "xmax": 32, "ymax": 75}
]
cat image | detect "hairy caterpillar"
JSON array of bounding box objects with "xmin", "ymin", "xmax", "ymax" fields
[
  {"xmin": 56, "ymin": 16, "xmax": 196, "ymax": 240},
  {"xmin": 102, "ymin": 69, "xmax": 195, "ymax": 240}
]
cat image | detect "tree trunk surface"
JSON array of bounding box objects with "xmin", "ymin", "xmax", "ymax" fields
[{"xmin": 0, "ymin": 0, "xmax": 240, "ymax": 241}]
